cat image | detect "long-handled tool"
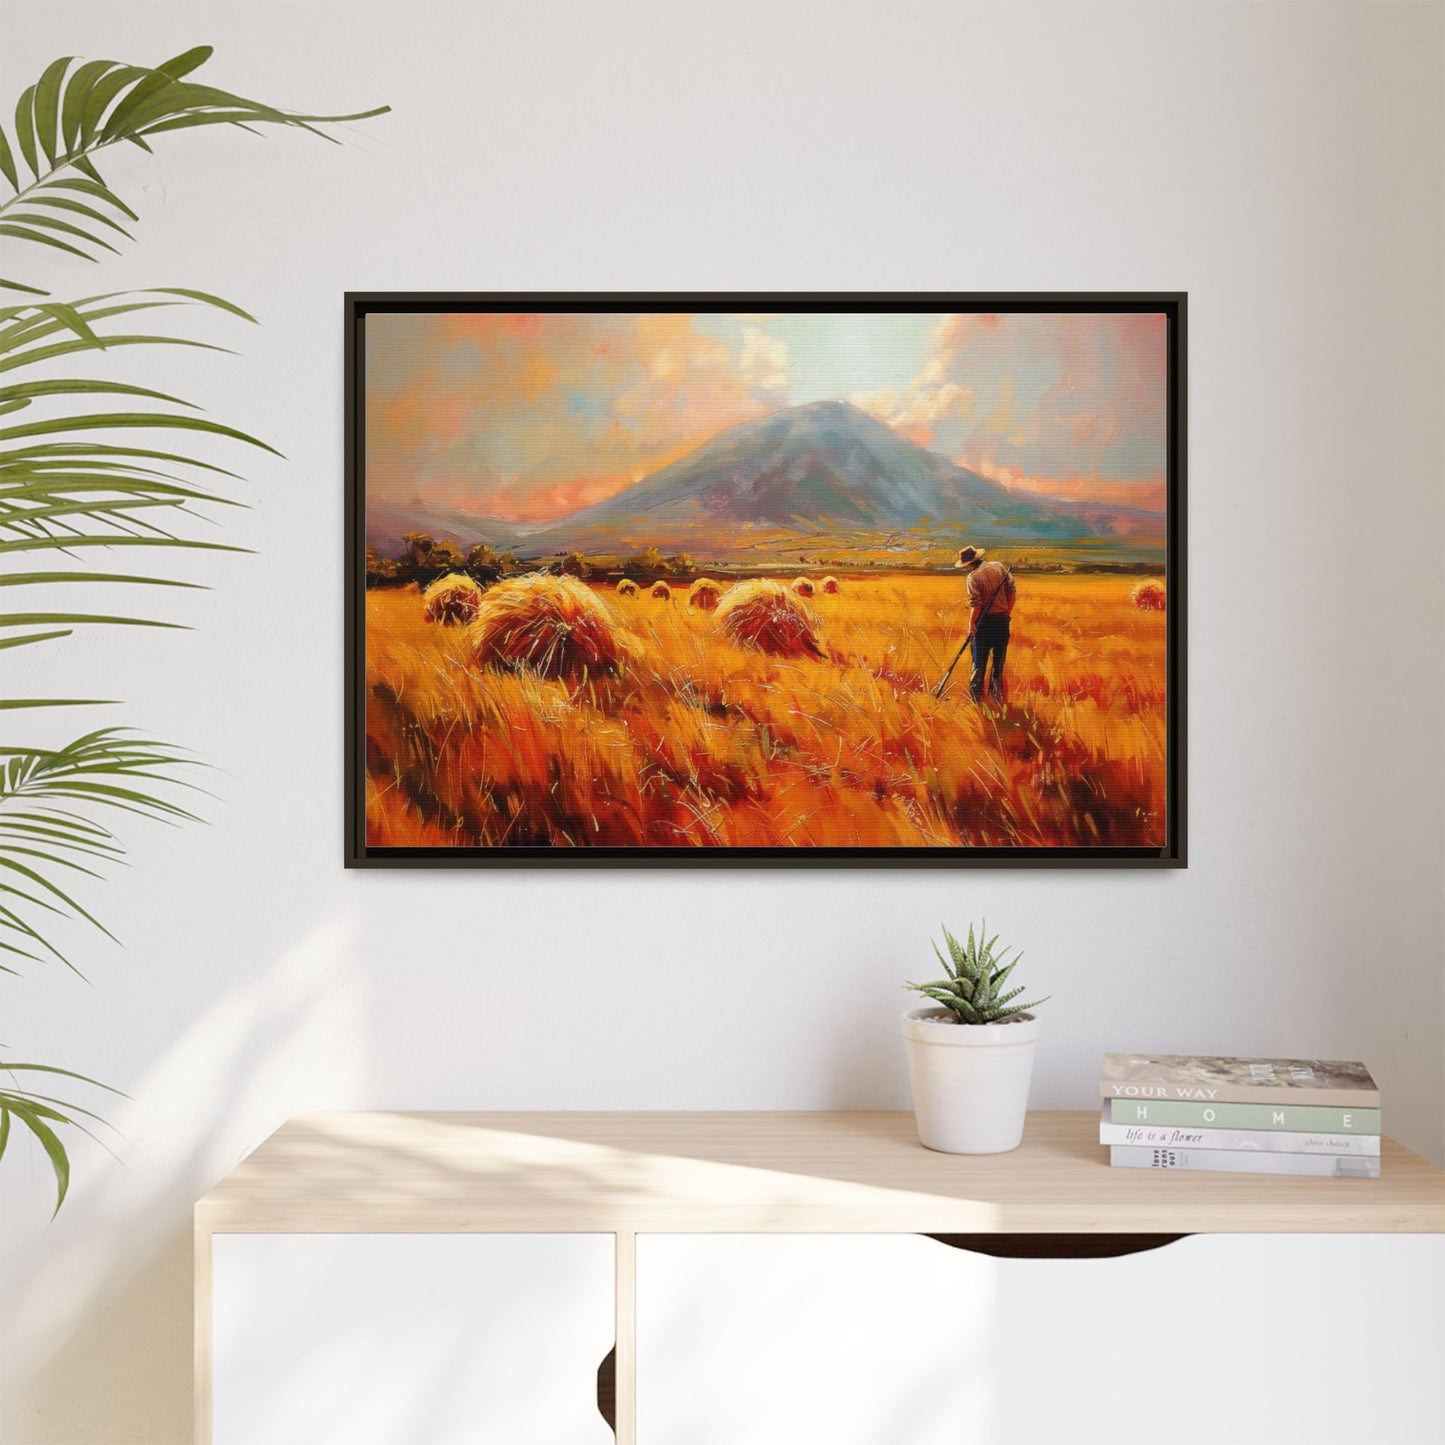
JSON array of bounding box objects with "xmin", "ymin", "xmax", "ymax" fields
[
  {"xmin": 933, "ymin": 633, "xmax": 972, "ymax": 700},
  {"xmin": 933, "ymin": 568, "xmax": 1013, "ymax": 699}
]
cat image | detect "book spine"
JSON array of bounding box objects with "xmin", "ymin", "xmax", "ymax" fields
[
  {"xmin": 1110, "ymin": 1146, "xmax": 1380, "ymax": 1179},
  {"xmin": 1099, "ymin": 1121, "xmax": 1380, "ymax": 1156},
  {"xmin": 1108, "ymin": 1099, "xmax": 1381, "ymax": 1133},
  {"xmin": 1100, "ymin": 1083, "xmax": 1380, "ymax": 1108}
]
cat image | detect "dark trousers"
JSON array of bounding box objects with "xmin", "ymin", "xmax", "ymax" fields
[{"xmin": 970, "ymin": 614, "xmax": 1010, "ymax": 702}]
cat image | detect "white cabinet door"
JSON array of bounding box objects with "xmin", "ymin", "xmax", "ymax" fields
[
  {"xmin": 212, "ymin": 1233, "xmax": 614, "ymax": 1445},
  {"xmin": 636, "ymin": 1233, "xmax": 1445, "ymax": 1445}
]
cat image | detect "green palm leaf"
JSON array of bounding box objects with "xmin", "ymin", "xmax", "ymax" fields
[
  {"xmin": 0, "ymin": 731, "xmax": 202, "ymax": 971},
  {"xmin": 3, "ymin": 1103, "xmax": 70, "ymax": 1213},
  {"xmin": 0, "ymin": 377, "xmax": 195, "ymax": 409},
  {"xmin": 0, "ymin": 44, "xmax": 385, "ymax": 1212},
  {"xmin": 26, "ymin": 195, "xmax": 135, "ymax": 239},
  {"xmin": 0, "ymin": 1060, "xmax": 125, "ymax": 1213},
  {"xmin": 1, "ymin": 49, "xmax": 388, "ymax": 295},
  {"xmin": 0, "ymin": 222, "xmax": 94, "ymax": 261}
]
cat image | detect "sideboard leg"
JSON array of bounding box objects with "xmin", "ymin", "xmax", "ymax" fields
[{"xmin": 614, "ymin": 1230, "xmax": 637, "ymax": 1444}]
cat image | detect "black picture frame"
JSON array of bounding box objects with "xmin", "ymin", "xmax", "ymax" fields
[{"xmin": 345, "ymin": 292, "xmax": 1186, "ymax": 869}]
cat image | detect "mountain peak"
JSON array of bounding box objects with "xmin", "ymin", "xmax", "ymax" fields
[
  {"xmin": 790, "ymin": 397, "xmax": 868, "ymax": 418},
  {"xmin": 520, "ymin": 395, "xmax": 1096, "ymax": 552},
  {"xmin": 771, "ymin": 397, "xmax": 885, "ymax": 433}
]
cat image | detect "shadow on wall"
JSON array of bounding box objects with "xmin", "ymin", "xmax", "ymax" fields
[
  {"xmin": 10, "ymin": 1228, "xmax": 193, "ymax": 1445},
  {"xmin": 4, "ymin": 917, "xmax": 365, "ymax": 1445}
]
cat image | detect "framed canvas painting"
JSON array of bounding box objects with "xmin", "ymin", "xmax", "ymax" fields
[{"xmin": 345, "ymin": 293, "xmax": 1185, "ymax": 867}]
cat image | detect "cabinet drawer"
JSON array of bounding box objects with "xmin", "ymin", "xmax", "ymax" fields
[
  {"xmin": 636, "ymin": 1233, "xmax": 1444, "ymax": 1445},
  {"xmin": 212, "ymin": 1232, "xmax": 614, "ymax": 1445}
]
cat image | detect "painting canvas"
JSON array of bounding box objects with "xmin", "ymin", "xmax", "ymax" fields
[{"xmin": 346, "ymin": 295, "xmax": 1184, "ymax": 866}]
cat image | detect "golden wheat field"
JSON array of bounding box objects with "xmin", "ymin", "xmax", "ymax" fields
[{"xmin": 363, "ymin": 573, "xmax": 1168, "ymax": 850}]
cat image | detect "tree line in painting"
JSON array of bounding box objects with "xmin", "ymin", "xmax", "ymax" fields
[{"xmin": 365, "ymin": 536, "xmax": 704, "ymax": 590}]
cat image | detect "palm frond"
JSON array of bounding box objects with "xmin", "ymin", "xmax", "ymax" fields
[
  {"xmin": 1, "ymin": 48, "xmax": 388, "ymax": 294},
  {"xmin": 0, "ymin": 45, "xmax": 385, "ymax": 1213},
  {"xmin": 0, "ymin": 1059, "xmax": 126, "ymax": 1213},
  {"xmin": 0, "ymin": 730, "xmax": 202, "ymax": 973},
  {"xmin": 0, "ymin": 289, "xmax": 262, "ymax": 639}
]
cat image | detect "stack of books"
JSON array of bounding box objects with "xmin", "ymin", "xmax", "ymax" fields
[{"xmin": 1099, "ymin": 1053, "xmax": 1381, "ymax": 1178}]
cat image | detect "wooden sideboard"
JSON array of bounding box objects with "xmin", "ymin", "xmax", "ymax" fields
[{"xmin": 195, "ymin": 1111, "xmax": 1445, "ymax": 1444}]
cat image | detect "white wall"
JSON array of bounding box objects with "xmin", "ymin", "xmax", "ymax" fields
[{"xmin": 3, "ymin": 2, "xmax": 1442, "ymax": 1441}]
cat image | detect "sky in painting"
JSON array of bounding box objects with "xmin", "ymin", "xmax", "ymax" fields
[{"xmin": 366, "ymin": 311, "xmax": 1168, "ymax": 526}]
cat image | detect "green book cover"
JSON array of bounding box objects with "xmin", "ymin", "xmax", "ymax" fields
[{"xmin": 1108, "ymin": 1098, "xmax": 1381, "ymax": 1133}]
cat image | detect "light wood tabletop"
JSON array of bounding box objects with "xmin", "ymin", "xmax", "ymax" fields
[{"xmin": 195, "ymin": 1110, "xmax": 1445, "ymax": 1235}]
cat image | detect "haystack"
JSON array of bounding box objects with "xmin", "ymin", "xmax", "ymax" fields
[
  {"xmin": 650, "ymin": 579, "xmax": 673, "ymax": 601},
  {"xmin": 716, "ymin": 579, "xmax": 823, "ymax": 658},
  {"xmin": 1132, "ymin": 580, "xmax": 1167, "ymax": 612},
  {"xmin": 688, "ymin": 578, "xmax": 722, "ymax": 611},
  {"xmin": 468, "ymin": 573, "xmax": 628, "ymax": 681},
  {"xmin": 791, "ymin": 576, "xmax": 815, "ymax": 597},
  {"xmin": 615, "ymin": 577, "xmax": 639, "ymax": 597},
  {"xmin": 820, "ymin": 575, "xmax": 840, "ymax": 594},
  {"xmin": 422, "ymin": 572, "xmax": 483, "ymax": 625}
]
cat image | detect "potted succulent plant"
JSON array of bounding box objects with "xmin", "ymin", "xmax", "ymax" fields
[{"xmin": 901, "ymin": 923, "xmax": 1049, "ymax": 1154}]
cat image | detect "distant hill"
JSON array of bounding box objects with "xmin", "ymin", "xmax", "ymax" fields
[
  {"xmin": 1033, "ymin": 497, "xmax": 1168, "ymax": 541},
  {"xmin": 518, "ymin": 400, "xmax": 1157, "ymax": 557},
  {"xmin": 364, "ymin": 501, "xmax": 518, "ymax": 556},
  {"xmin": 368, "ymin": 399, "xmax": 1164, "ymax": 562}
]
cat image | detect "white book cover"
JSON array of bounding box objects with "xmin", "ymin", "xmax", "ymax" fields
[
  {"xmin": 1110, "ymin": 1145, "xmax": 1380, "ymax": 1179},
  {"xmin": 1097, "ymin": 1104, "xmax": 1380, "ymax": 1156}
]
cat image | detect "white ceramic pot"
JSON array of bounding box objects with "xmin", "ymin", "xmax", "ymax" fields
[{"xmin": 900, "ymin": 1007, "xmax": 1040, "ymax": 1154}]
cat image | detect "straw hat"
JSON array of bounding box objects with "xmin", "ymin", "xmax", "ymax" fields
[{"xmin": 955, "ymin": 546, "xmax": 986, "ymax": 570}]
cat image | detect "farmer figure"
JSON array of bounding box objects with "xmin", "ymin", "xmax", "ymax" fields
[{"xmin": 955, "ymin": 545, "xmax": 1016, "ymax": 702}]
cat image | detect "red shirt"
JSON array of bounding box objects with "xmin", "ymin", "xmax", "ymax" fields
[{"xmin": 966, "ymin": 561, "xmax": 1016, "ymax": 618}]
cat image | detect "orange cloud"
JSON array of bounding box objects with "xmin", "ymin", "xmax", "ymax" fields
[
  {"xmin": 852, "ymin": 378, "xmax": 974, "ymax": 449},
  {"xmin": 907, "ymin": 312, "xmax": 1168, "ymax": 494},
  {"xmin": 366, "ymin": 313, "xmax": 777, "ymax": 527},
  {"xmin": 739, "ymin": 326, "xmax": 790, "ymax": 394},
  {"xmin": 993, "ymin": 470, "xmax": 1167, "ymax": 513}
]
